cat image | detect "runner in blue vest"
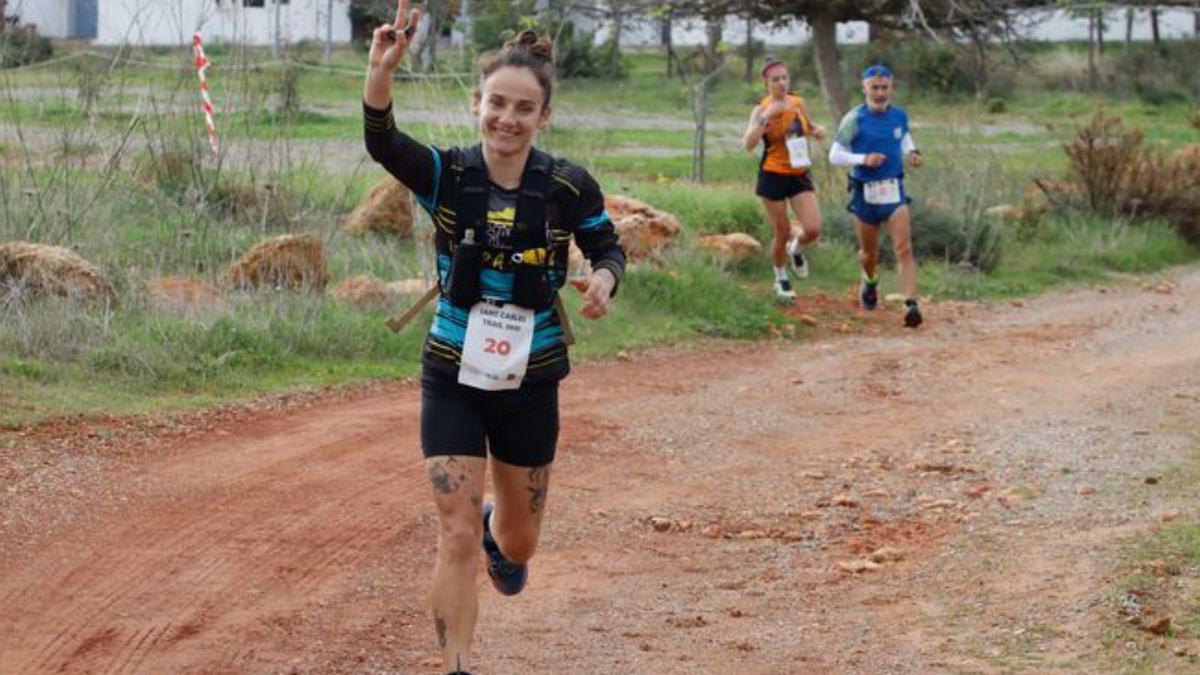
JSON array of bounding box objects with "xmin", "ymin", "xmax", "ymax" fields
[
  {"xmin": 828, "ymin": 65, "xmax": 925, "ymax": 328},
  {"xmin": 363, "ymin": 3, "xmax": 625, "ymax": 673}
]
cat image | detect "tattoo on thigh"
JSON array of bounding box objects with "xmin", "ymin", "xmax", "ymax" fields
[
  {"xmin": 527, "ymin": 466, "xmax": 549, "ymax": 515},
  {"xmin": 434, "ymin": 613, "xmax": 448, "ymax": 649},
  {"xmin": 428, "ymin": 461, "xmax": 460, "ymax": 494}
]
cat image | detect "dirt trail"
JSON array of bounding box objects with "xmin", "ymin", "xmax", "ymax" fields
[{"xmin": 2, "ymin": 270, "xmax": 1198, "ymax": 674}]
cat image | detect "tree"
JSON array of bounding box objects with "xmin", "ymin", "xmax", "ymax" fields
[
  {"xmin": 679, "ymin": 0, "xmax": 1045, "ymax": 122},
  {"xmin": 742, "ymin": 15, "xmax": 754, "ymax": 82},
  {"xmin": 690, "ymin": 16, "xmax": 725, "ymax": 181},
  {"xmin": 410, "ymin": 0, "xmax": 458, "ymax": 71}
]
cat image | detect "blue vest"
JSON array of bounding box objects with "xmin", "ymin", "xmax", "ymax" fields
[{"xmin": 848, "ymin": 104, "xmax": 909, "ymax": 183}]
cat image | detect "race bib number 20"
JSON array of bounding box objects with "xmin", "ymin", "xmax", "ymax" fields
[{"xmin": 458, "ymin": 303, "xmax": 535, "ymax": 391}]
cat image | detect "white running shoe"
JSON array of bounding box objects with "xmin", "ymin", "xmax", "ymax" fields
[
  {"xmin": 786, "ymin": 236, "xmax": 809, "ymax": 279},
  {"xmin": 774, "ymin": 278, "xmax": 797, "ymax": 304}
]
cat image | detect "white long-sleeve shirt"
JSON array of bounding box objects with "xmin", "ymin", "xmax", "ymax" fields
[{"xmin": 828, "ymin": 133, "xmax": 916, "ymax": 166}]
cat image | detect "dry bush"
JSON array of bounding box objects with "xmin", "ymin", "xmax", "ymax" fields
[
  {"xmin": 224, "ymin": 234, "xmax": 330, "ymax": 292},
  {"xmin": 132, "ymin": 146, "xmax": 201, "ymax": 194},
  {"xmin": 0, "ymin": 241, "xmax": 117, "ymax": 304},
  {"xmin": 604, "ymin": 195, "xmax": 682, "ymax": 261},
  {"xmin": 329, "ymin": 274, "xmax": 391, "ymax": 310},
  {"xmin": 385, "ymin": 279, "xmax": 430, "ymax": 296},
  {"xmin": 1124, "ymin": 145, "xmax": 1200, "ymax": 242},
  {"xmin": 697, "ymin": 233, "xmax": 763, "ymax": 261},
  {"xmin": 1064, "ymin": 112, "xmax": 1200, "ymax": 242},
  {"xmin": 344, "ymin": 178, "xmax": 414, "ymax": 237},
  {"xmin": 1063, "ymin": 111, "xmax": 1145, "ymax": 215},
  {"xmin": 146, "ymin": 276, "xmax": 224, "ymax": 314},
  {"xmin": 214, "ymin": 181, "xmax": 297, "ymax": 228}
]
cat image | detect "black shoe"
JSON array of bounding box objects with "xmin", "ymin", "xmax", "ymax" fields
[
  {"xmin": 860, "ymin": 279, "xmax": 878, "ymax": 310},
  {"xmin": 482, "ymin": 502, "xmax": 527, "ymax": 595},
  {"xmin": 904, "ymin": 300, "xmax": 923, "ymax": 328}
]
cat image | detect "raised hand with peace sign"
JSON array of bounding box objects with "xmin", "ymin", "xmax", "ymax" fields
[
  {"xmin": 367, "ymin": 0, "xmax": 422, "ymax": 73},
  {"xmin": 364, "ymin": 0, "xmax": 421, "ymax": 108}
]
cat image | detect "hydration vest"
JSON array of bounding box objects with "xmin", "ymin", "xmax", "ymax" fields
[{"xmin": 447, "ymin": 144, "xmax": 556, "ymax": 310}]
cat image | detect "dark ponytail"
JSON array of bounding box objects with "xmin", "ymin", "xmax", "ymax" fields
[{"xmin": 476, "ymin": 29, "xmax": 556, "ymax": 107}]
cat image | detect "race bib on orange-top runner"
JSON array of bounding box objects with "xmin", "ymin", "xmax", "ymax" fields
[
  {"xmin": 458, "ymin": 302, "xmax": 535, "ymax": 391},
  {"xmin": 864, "ymin": 178, "xmax": 901, "ymax": 205},
  {"xmin": 786, "ymin": 136, "xmax": 811, "ymax": 169}
]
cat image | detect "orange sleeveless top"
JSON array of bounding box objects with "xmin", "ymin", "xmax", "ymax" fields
[{"xmin": 759, "ymin": 93, "xmax": 812, "ymax": 176}]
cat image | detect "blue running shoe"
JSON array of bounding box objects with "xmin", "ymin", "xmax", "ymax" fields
[
  {"xmin": 860, "ymin": 279, "xmax": 879, "ymax": 310},
  {"xmin": 482, "ymin": 502, "xmax": 527, "ymax": 596}
]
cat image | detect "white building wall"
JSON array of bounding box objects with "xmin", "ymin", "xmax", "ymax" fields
[
  {"xmin": 1021, "ymin": 8, "xmax": 1197, "ymax": 41},
  {"xmin": 588, "ymin": 7, "xmax": 1196, "ymax": 49},
  {"xmin": 10, "ymin": 0, "xmax": 73, "ymax": 38},
  {"xmin": 588, "ymin": 15, "xmax": 868, "ymax": 48},
  {"xmin": 94, "ymin": 0, "xmax": 352, "ymax": 47}
]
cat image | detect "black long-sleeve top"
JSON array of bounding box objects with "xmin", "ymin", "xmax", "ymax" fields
[{"xmin": 364, "ymin": 101, "xmax": 626, "ymax": 382}]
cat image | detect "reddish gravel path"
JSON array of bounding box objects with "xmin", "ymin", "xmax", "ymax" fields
[{"xmin": 2, "ymin": 269, "xmax": 1198, "ymax": 674}]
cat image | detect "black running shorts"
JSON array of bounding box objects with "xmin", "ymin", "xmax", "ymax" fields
[
  {"xmin": 420, "ymin": 367, "xmax": 559, "ymax": 467},
  {"xmin": 755, "ymin": 170, "xmax": 814, "ymax": 201}
]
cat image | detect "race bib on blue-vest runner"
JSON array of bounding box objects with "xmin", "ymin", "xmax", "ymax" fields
[
  {"xmin": 786, "ymin": 136, "xmax": 811, "ymax": 169},
  {"xmin": 864, "ymin": 178, "xmax": 901, "ymax": 205},
  {"xmin": 458, "ymin": 302, "xmax": 535, "ymax": 391}
]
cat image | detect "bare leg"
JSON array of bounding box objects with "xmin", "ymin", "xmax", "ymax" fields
[
  {"xmin": 760, "ymin": 197, "xmax": 791, "ymax": 269},
  {"xmin": 488, "ymin": 457, "xmax": 551, "ymax": 564},
  {"xmin": 854, "ymin": 218, "xmax": 881, "ymax": 280},
  {"xmin": 426, "ymin": 455, "xmax": 486, "ymax": 673},
  {"xmin": 787, "ymin": 191, "xmax": 822, "ymax": 247},
  {"xmin": 883, "ymin": 206, "xmax": 917, "ymax": 299}
]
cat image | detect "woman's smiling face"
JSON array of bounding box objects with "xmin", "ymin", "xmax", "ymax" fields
[{"xmin": 472, "ymin": 65, "xmax": 550, "ymax": 157}]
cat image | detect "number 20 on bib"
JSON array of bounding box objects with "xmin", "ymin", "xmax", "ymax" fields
[{"xmin": 458, "ymin": 303, "xmax": 535, "ymax": 391}]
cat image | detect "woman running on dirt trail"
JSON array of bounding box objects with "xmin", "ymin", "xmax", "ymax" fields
[
  {"xmin": 363, "ymin": 3, "xmax": 625, "ymax": 673},
  {"xmin": 742, "ymin": 56, "xmax": 826, "ymax": 305},
  {"xmin": 828, "ymin": 64, "xmax": 925, "ymax": 328}
]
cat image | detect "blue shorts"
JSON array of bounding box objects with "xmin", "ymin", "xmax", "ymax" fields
[{"xmin": 847, "ymin": 179, "xmax": 912, "ymax": 227}]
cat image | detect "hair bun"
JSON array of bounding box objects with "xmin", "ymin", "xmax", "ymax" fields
[{"xmin": 506, "ymin": 29, "xmax": 554, "ymax": 64}]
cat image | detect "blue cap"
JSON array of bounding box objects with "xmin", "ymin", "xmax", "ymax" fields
[{"xmin": 861, "ymin": 64, "xmax": 893, "ymax": 80}]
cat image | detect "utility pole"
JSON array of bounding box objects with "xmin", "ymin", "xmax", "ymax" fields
[
  {"xmin": 324, "ymin": 0, "xmax": 333, "ymax": 63},
  {"xmin": 272, "ymin": 0, "xmax": 282, "ymax": 58}
]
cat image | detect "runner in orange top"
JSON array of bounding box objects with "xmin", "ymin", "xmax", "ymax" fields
[{"xmin": 742, "ymin": 56, "xmax": 826, "ymax": 304}]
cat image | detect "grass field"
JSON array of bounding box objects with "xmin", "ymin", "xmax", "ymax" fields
[{"xmin": 1, "ymin": 41, "xmax": 1197, "ymax": 426}]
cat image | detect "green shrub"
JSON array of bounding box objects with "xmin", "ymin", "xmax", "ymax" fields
[
  {"xmin": 555, "ymin": 22, "xmax": 603, "ymax": 79},
  {"xmin": 1115, "ymin": 43, "xmax": 1200, "ymax": 104},
  {"xmin": 622, "ymin": 182, "xmax": 766, "ymax": 241},
  {"xmin": 275, "ymin": 61, "xmax": 303, "ymax": 117},
  {"xmin": 913, "ymin": 206, "xmax": 1003, "ymax": 273},
  {"xmin": 619, "ymin": 255, "xmax": 772, "ymax": 339},
  {"xmin": 909, "ymin": 42, "xmax": 971, "ymax": 95},
  {"xmin": 348, "ymin": 0, "xmax": 399, "ymax": 40},
  {"xmin": 861, "ymin": 40, "xmax": 972, "ymax": 96},
  {"xmin": 67, "ymin": 61, "xmax": 110, "ymax": 118},
  {"xmin": 0, "ymin": 25, "xmax": 53, "ymax": 68}
]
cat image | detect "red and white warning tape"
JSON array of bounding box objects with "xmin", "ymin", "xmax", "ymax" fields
[{"xmin": 192, "ymin": 33, "xmax": 220, "ymax": 159}]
